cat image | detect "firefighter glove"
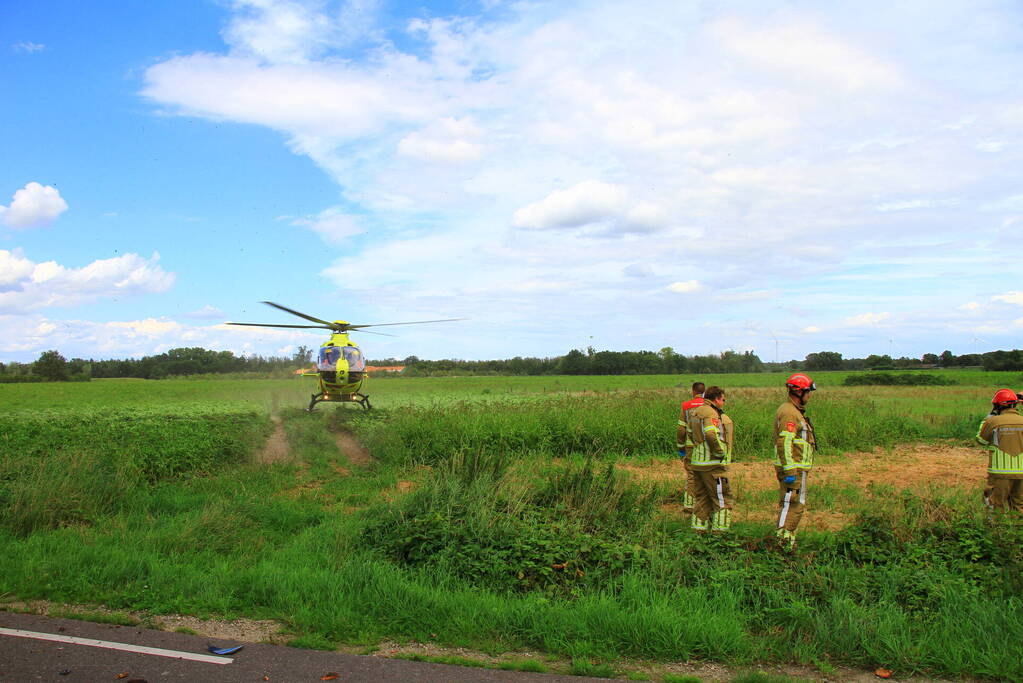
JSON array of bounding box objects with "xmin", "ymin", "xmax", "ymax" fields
[
  {"xmin": 678, "ymin": 448, "xmax": 686, "ymax": 458},
  {"xmin": 783, "ymin": 475, "xmax": 796, "ymax": 485}
]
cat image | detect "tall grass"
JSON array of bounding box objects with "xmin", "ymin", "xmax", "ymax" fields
[
  {"xmin": 0, "ymin": 406, "xmax": 267, "ymax": 535},
  {"xmin": 352, "ymin": 387, "xmax": 985, "ymax": 466},
  {"xmin": 1, "ymin": 377, "xmax": 1021, "ymax": 680}
]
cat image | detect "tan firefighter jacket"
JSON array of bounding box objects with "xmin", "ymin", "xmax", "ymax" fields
[
  {"xmin": 976, "ymin": 407, "xmax": 1023, "ymax": 478},
  {"xmin": 676, "ymin": 396, "xmax": 705, "ymax": 456},
  {"xmin": 774, "ymin": 400, "xmax": 815, "ymax": 471},
  {"xmin": 688, "ymin": 402, "xmax": 732, "ymax": 469}
]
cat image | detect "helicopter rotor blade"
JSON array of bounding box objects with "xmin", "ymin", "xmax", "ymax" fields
[
  {"xmin": 260, "ymin": 301, "xmax": 337, "ymax": 327},
  {"xmin": 226, "ymin": 322, "xmax": 332, "ymax": 330},
  {"xmin": 352, "ymin": 329, "xmax": 397, "ymax": 337},
  {"xmin": 346, "ymin": 318, "xmax": 467, "ymax": 329}
]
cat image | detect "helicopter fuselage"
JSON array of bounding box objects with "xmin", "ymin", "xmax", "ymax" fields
[{"xmin": 304, "ymin": 328, "xmax": 371, "ymax": 410}]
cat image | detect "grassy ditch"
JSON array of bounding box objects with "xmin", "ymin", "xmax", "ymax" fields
[{"xmin": 0, "ymin": 383, "xmax": 1020, "ymax": 680}]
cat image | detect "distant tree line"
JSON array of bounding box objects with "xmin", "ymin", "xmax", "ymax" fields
[
  {"xmin": 370, "ymin": 347, "xmax": 1023, "ymax": 376},
  {"xmin": 2, "ymin": 346, "xmax": 1021, "ymax": 382},
  {"xmin": 0, "ymin": 346, "xmax": 313, "ymax": 382}
]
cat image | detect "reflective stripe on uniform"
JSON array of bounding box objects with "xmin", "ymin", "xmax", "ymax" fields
[
  {"xmin": 778, "ymin": 431, "xmax": 813, "ymax": 470},
  {"xmin": 778, "ymin": 489, "xmax": 793, "ymax": 528}
]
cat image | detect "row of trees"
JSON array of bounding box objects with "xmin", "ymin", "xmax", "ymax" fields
[
  {"xmin": 3, "ymin": 346, "xmax": 1022, "ymax": 382},
  {"xmin": 380, "ymin": 347, "xmax": 1023, "ymax": 376},
  {"xmin": 0, "ymin": 347, "xmax": 311, "ymax": 382},
  {"xmin": 803, "ymin": 350, "xmax": 988, "ymax": 371}
]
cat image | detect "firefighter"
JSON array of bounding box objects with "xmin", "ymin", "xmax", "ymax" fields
[
  {"xmin": 687, "ymin": 386, "xmax": 734, "ymax": 531},
  {"xmin": 676, "ymin": 381, "xmax": 705, "ymax": 512},
  {"xmin": 774, "ymin": 373, "xmax": 817, "ymax": 549},
  {"xmin": 975, "ymin": 389, "xmax": 1023, "ymax": 513}
]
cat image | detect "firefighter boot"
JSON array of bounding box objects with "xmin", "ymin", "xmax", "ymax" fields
[
  {"xmin": 710, "ymin": 508, "xmax": 731, "ymax": 532},
  {"xmin": 775, "ymin": 528, "xmax": 796, "ymax": 551},
  {"xmin": 691, "ymin": 514, "xmax": 709, "ymax": 532}
]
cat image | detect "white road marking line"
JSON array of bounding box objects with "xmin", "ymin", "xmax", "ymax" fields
[{"xmin": 0, "ymin": 627, "xmax": 233, "ymax": 664}]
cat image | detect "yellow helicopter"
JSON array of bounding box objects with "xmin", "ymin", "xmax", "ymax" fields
[{"xmin": 227, "ymin": 301, "xmax": 462, "ymax": 411}]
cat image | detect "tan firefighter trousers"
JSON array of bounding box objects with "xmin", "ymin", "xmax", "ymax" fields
[
  {"xmin": 775, "ymin": 467, "xmax": 808, "ymax": 533},
  {"xmin": 984, "ymin": 475, "xmax": 1023, "ymax": 513}
]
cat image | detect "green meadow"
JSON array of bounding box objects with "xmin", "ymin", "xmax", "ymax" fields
[{"xmin": 1, "ymin": 370, "xmax": 1022, "ymax": 681}]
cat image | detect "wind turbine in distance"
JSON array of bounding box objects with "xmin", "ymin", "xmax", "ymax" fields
[{"xmin": 769, "ymin": 330, "xmax": 789, "ymax": 364}]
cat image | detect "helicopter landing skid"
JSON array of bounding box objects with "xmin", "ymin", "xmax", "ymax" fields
[{"xmin": 306, "ymin": 392, "xmax": 372, "ymax": 412}]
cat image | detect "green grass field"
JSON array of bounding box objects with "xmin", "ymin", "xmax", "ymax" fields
[{"xmin": 1, "ymin": 371, "xmax": 1022, "ymax": 681}]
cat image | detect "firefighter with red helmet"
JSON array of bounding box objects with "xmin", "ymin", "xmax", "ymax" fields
[
  {"xmin": 773, "ymin": 373, "xmax": 817, "ymax": 549},
  {"xmin": 975, "ymin": 389, "xmax": 1023, "ymax": 513},
  {"xmin": 676, "ymin": 382, "xmax": 705, "ymax": 512},
  {"xmin": 686, "ymin": 386, "xmax": 734, "ymax": 531}
]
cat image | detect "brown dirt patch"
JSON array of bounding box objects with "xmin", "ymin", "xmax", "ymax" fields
[
  {"xmin": 2, "ymin": 599, "xmax": 286, "ymax": 644},
  {"xmin": 382, "ymin": 480, "xmax": 418, "ymax": 502},
  {"xmin": 335, "ymin": 431, "xmax": 375, "ymax": 466},
  {"xmin": 254, "ymin": 415, "xmax": 291, "ymax": 464}
]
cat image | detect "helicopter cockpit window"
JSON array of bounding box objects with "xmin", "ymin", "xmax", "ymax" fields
[
  {"xmin": 342, "ymin": 346, "xmax": 365, "ymax": 372},
  {"xmin": 317, "ymin": 346, "xmax": 342, "ymax": 371}
]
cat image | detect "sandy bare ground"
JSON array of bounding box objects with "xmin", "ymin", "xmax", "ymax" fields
[
  {"xmin": 253, "ymin": 415, "xmax": 292, "ymax": 464},
  {"xmin": 335, "ymin": 431, "xmax": 375, "ymax": 467},
  {"xmin": 620, "ymin": 443, "xmax": 986, "ymax": 530}
]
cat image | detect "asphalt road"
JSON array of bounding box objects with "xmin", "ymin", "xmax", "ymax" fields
[{"xmin": 0, "ymin": 612, "xmax": 611, "ymax": 683}]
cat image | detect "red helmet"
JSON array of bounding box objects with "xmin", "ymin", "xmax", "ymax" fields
[
  {"xmin": 786, "ymin": 373, "xmax": 816, "ymax": 391},
  {"xmin": 992, "ymin": 389, "xmax": 1018, "ymax": 406}
]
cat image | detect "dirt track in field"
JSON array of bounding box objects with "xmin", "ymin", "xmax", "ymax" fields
[
  {"xmin": 254, "ymin": 415, "xmax": 292, "ymax": 464},
  {"xmin": 621, "ymin": 443, "xmax": 986, "ymax": 530},
  {"xmin": 335, "ymin": 431, "xmax": 375, "ymax": 466}
]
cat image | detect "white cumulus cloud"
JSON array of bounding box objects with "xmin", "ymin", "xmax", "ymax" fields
[
  {"xmin": 512, "ymin": 181, "xmax": 630, "ymax": 231},
  {"xmin": 1, "ymin": 182, "xmax": 69, "ymax": 229},
  {"xmin": 0, "ymin": 251, "xmax": 175, "ymax": 313}
]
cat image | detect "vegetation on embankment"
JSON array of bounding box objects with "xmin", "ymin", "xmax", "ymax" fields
[{"xmin": 1, "ymin": 375, "xmax": 1021, "ymax": 681}]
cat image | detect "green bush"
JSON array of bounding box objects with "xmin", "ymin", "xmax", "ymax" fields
[{"xmin": 362, "ymin": 454, "xmax": 656, "ymax": 594}]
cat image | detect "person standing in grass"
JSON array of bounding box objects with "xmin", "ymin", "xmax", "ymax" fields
[
  {"xmin": 975, "ymin": 389, "xmax": 1023, "ymax": 514},
  {"xmin": 687, "ymin": 385, "xmax": 734, "ymax": 532},
  {"xmin": 676, "ymin": 381, "xmax": 705, "ymax": 513},
  {"xmin": 774, "ymin": 373, "xmax": 817, "ymax": 550}
]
